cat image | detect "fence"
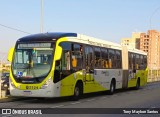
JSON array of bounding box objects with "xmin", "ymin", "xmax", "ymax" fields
[{"xmin": 147, "ymin": 69, "xmax": 160, "ymax": 82}]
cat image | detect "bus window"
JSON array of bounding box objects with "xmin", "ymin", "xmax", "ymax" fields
[
  {"xmin": 65, "ymin": 51, "xmax": 71, "ymax": 70},
  {"xmin": 72, "ymin": 56, "xmax": 77, "ymax": 68},
  {"xmin": 71, "ymin": 44, "xmax": 83, "ymax": 70},
  {"xmin": 60, "ymin": 42, "xmax": 71, "ymax": 71},
  {"xmin": 59, "ymin": 42, "xmax": 71, "ymax": 70},
  {"xmin": 132, "ymin": 54, "xmax": 136, "ymax": 70},
  {"xmin": 54, "ymin": 42, "xmax": 72, "ymax": 83},
  {"xmin": 143, "ymin": 55, "xmax": 147, "ymax": 69},
  {"xmin": 85, "ymin": 46, "xmax": 94, "ymax": 72},
  {"xmin": 108, "ymin": 49, "xmax": 115, "ymax": 68},
  {"xmin": 94, "ymin": 47, "xmax": 101, "ymax": 68},
  {"xmin": 139, "ymin": 55, "xmax": 143, "ymax": 70},
  {"xmin": 136, "ymin": 54, "xmax": 140, "ymax": 69},
  {"xmin": 101, "ymin": 48, "xmax": 108, "ymax": 69},
  {"xmin": 115, "ymin": 50, "xmax": 122, "ymax": 69},
  {"xmin": 109, "ymin": 59, "xmax": 112, "ymax": 68},
  {"xmin": 128, "ymin": 52, "xmax": 134, "ymax": 69}
]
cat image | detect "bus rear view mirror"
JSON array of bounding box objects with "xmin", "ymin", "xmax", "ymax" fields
[
  {"xmin": 55, "ymin": 46, "xmax": 62, "ymax": 60},
  {"xmin": 8, "ymin": 47, "xmax": 14, "ymax": 62}
]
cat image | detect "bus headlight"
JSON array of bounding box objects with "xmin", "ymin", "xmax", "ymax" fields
[{"xmin": 40, "ymin": 77, "xmax": 52, "ymax": 89}]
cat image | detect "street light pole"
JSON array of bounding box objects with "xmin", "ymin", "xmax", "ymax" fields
[{"xmin": 40, "ymin": 0, "xmax": 44, "ymax": 33}]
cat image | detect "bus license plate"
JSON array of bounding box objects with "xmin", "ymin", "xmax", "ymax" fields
[{"xmin": 23, "ymin": 91, "xmax": 32, "ymax": 96}]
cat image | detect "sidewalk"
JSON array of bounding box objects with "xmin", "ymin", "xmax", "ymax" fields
[
  {"xmin": 0, "ymin": 90, "xmax": 33, "ymax": 103},
  {"xmin": 0, "ymin": 95, "xmax": 29, "ymax": 103},
  {"xmin": 0, "ymin": 96, "xmax": 14, "ymax": 103},
  {"xmin": 0, "ymin": 90, "xmax": 22, "ymax": 103},
  {"xmin": 0, "ymin": 90, "xmax": 14, "ymax": 103}
]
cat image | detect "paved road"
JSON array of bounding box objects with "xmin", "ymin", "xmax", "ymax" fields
[{"xmin": 0, "ymin": 81, "xmax": 160, "ymax": 117}]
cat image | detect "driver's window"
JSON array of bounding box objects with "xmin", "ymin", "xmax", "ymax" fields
[
  {"xmin": 59, "ymin": 42, "xmax": 71, "ymax": 70},
  {"xmin": 54, "ymin": 42, "xmax": 71, "ymax": 83}
]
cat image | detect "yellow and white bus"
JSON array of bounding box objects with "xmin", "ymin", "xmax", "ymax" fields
[{"xmin": 8, "ymin": 32, "xmax": 147, "ymax": 100}]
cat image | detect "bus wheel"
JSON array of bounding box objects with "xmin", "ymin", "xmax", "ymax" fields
[
  {"xmin": 135, "ymin": 79, "xmax": 140, "ymax": 90},
  {"xmin": 72, "ymin": 84, "xmax": 81, "ymax": 101},
  {"xmin": 109, "ymin": 80, "xmax": 115, "ymax": 95}
]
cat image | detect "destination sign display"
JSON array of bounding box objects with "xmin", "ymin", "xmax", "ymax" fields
[{"xmin": 18, "ymin": 43, "xmax": 51, "ymax": 49}]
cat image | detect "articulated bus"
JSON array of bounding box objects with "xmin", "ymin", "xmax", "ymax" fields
[{"xmin": 8, "ymin": 32, "xmax": 147, "ymax": 100}]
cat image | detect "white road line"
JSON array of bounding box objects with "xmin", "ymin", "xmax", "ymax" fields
[
  {"xmin": 150, "ymin": 106, "xmax": 156, "ymax": 108},
  {"xmin": 70, "ymin": 101, "xmax": 81, "ymax": 105},
  {"xmin": 101, "ymin": 96, "xmax": 107, "ymax": 99},
  {"xmin": 87, "ymin": 98, "xmax": 96, "ymax": 102},
  {"xmin": 2, "ymin": 115, "xmax": 12, "ymax": 117},
  {"xmin": 50, "ymin": 105, "xmax": 65, "ymax": 108}
]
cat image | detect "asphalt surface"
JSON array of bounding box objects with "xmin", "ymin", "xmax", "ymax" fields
[{"xmin": 0, "ymin": 81, "xmax": 160, "ymax": 117}]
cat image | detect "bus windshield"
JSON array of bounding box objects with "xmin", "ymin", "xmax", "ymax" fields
[{"xmin": 12, "ymin": 42, "xmax": 54, "ymax": 81}]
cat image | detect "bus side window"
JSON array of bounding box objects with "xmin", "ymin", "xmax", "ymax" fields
[
  {"xmin": 94, "ymin": 47, "xmax": 101, "ymax": 68},
  {"xmin": 101, "ymin": 48, "xmax": 108, "ymax": 69},
  {"xmin": 65, "ymin": 51, "xmax": 71, "ymax": 70},
  {"xmin": 133, "ymin": 54, "xmax": 136, "ymax": 70},
  {"xmin": 136, "ymin": 54, "xmax": 140, "ymax": 70},
  {"xmin": 109, "ymin": 59, "xmax": 112, "ymax": 68},
  {"xmin": 71, "ymin": 44, "xmax": 83, "ymax": 70},
  {"xmin": 106, "ymin": 60, "xmax": 109, "ymax": 68},
  {"xmin": 136, "ymin": 64, "xmax": 139, "ymax": 69},
  {"xmin": 109, "ymin": 49, "xmax": 114, "ymax": 68},
  {"xmin": 72, "ymin": 55, "xmax": 77, "ymax": 67},
  {"xmin": 143, "ymin": 55, "xmax": 147, "ymax": 69},
  {"xmin": 85, "ymin": 46, "xmax": 94, "ymax": 72}
]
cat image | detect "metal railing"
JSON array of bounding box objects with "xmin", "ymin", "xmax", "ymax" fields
[{"xmin": 148, "ymin": 69, "xmax": 160, "ymax": 82}]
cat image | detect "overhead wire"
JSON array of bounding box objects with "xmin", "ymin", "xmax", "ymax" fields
[{"xmin": 0, "ymin": 23, "xmax": 31, "ymax": 34}]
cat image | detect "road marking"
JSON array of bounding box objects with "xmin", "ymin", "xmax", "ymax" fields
[
  {"xmin": 87, "ymin": 98, "xmax": 96, "ymax": 102},
  {"xmin": 150, "ymin": 106, "xmax": 156, "ymax": 108},
  {"xmin": 71, "ymin": 101, "xmax": 81, "ymax": 105},
  {"xmin": 2, "ymin": 115, "xmax": 12, "ymax": 117},
  {"xmin": 51, "ymin": 105, "xmax": 65, "ymax": 108},
  {"xmin": 102, "ymin": 97, "xmax": 107, "ymax": 99}
]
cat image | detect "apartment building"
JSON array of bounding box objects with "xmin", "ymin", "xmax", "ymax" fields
[
  {"xmin": 140, "ymin": 30, "xmax": 160, "ymax": 70},
  {"xmin": 121, "ymin": 30, "xmax": 160, "ymax": 70},
  {"xmin": 121, "ymin": 30, "xmax": 160, "ymax": 81},
  {"xmin": 121, "ymin": 32, "xmax": 140, "ymax": 49}
]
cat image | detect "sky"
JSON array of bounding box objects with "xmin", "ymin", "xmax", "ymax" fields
[{"xmin": 0, "ymin": 0, "xmax": 160, "ymax": 56}]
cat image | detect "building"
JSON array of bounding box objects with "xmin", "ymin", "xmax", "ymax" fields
[
  {"xmin": 121, "ymin": 30, "xmax": 160, "ymax": 82},
  {"xmin": 140, "ymin": 30, "xmax": 160, "ymax": 70},
  {"xmin": 121, "ymin": 30, "xmax": 160, "ymax": 70},
  {"xmin": 121, "ymin": 32, "xmax": 141, "ymax": 49}
]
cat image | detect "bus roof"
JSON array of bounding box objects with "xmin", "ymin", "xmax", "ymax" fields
[
  {"xmin": 17, "ymin": 32, "xmax": 77, "ymax": 42},
  {"xmin": 73, "ymin": 34, "xmax": 122, "ymax": 50},
  {"xmin": 16, "ymin": 32, "xmax": 147, "ymax": 55},
  {"xmin": 127, "ymin": 46, "xmax": 147, "ymax": 55}
]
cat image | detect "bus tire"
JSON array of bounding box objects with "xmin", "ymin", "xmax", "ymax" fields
[
  {"xmin": 109, "ymin": 80, "xmax": 115, "ymax": 95},
  {"xmin": 135, "ymin": 78, "xmax": 140, "ymax": 90},
  {"xmin": 72, "ymin": 83, "xmax": 82, "ymax": 101}
]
